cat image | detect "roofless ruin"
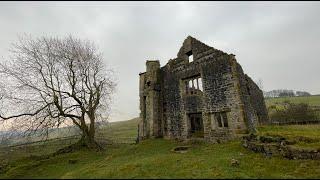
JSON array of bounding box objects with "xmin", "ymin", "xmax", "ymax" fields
[{"xmin": 138, "ymin": 36, "xmax": 268, "ymax": 142}]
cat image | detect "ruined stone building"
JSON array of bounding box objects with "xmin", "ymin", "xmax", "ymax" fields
[{"xmin": 138, "ymin": 36, "xmax": 268, "ymax": 142}]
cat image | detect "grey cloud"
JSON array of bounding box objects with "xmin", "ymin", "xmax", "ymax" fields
[{"xmin": 0, "ymin": 1, "xmax": 319, "ymax": 121}]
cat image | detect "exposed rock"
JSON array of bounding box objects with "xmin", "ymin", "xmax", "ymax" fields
[
  {"xmin": 242, "ymin": 135, "xmax": 320, "ymax": 160},
  {"xmin": 230, "ymin": 158, "xmax": 239, "ymax": 167}
]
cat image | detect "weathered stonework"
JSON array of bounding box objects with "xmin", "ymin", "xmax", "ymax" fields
[
  {"xmin": 138, "ymin": 36, "xmax": 269, "ymax": 142},
  {"xmin": 242, "ymin": 134, "xmax": 320, "ymax": 160}
]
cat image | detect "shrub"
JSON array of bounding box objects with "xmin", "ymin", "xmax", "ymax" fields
[{"xmin": 268, "ymin": 101, "xmax": 319, "ymax": 124}]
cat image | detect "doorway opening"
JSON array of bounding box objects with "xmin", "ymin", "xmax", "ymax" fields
[{"xmin": 189, "ymin": 113, "xmax": 204, "ymax": 138}]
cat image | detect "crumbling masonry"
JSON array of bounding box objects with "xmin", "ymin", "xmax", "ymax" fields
[{"xmin": 138, "ymin": 36, "xmax": 268, "ymax": 142}]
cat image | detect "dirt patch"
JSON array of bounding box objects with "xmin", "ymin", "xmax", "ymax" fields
[{"xmin": 171, "ymin": 146, "xmax": 190, "ymax": 153}]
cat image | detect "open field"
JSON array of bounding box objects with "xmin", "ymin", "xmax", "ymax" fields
[
  {"xmin": 258, "ymin": 124, "xmax": 320, "ymax": 149},
  {"xmin": 1, "ymin": 139, "xmax": 320, "ymax": 179},
  {"xmin": 265, "ymin": 95, "xmax": 320, "ymax": 121},
  {"xmin": 1, "ymin": 118, "xmax": 320, "ymax": 179},
  {"xmin": 97, "ymin": 117, "xmax": 139, "ymax": 140},
  {"xmin": 265, "ymin": 95, "xmax": 320, "ymax": 107},
  {"xmin": 0, "ymin": 137, "xmax": 79, "ymax": 163}
]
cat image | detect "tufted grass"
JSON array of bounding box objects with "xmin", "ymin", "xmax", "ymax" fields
[
  {"xmin": 258, "ymin": 124, "xmax": 320, "ymax": 139},
  {"xmin": 1, "ymin": 139, "xmax": 320, "ymax": 179},
  {"xmin": 1, "ymin": 120, "xmax": 320, "ymax": 179},
  {"xmin": 257, "ymin": 124, "xmax": 320, "ymax": 149}
]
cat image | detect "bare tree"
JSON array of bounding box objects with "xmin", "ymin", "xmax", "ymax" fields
[
  {"xmin": 296, "ymin": 91, "xmax": 311, "ymax": 97},
  {"xmin": 256, "ymin": 78, "xmax": 264, "ymax": 91},
  {"xmin": 0, "ymin": 35, "xmax": 116, "ymax": 149}
]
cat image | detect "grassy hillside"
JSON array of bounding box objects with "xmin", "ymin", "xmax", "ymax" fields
[
  {"xmin": 0, "ymin": 118, "xmax": 140, "ymax": 163},
  {"xmin": 97, "ymin": 117, "xmax": 139, "ymax": 139},
  {"xmin": 265, "ymin": 95, "xmax": 320, "ymax": 121},
  {"xmin": 1, "ymin": 140, "xmax": 319, "ymax": 178},
  {"xmin": 258, "ymin": 124, "xmax": 320, "ymax": 149},
  {"xmin": 1, "ymin": 118, "xmax": 320, "ymax": 179},
  {"xmin": 265, "ymin": 95, "xmax": 320, "ymax": 107},
  {"xmin": 0, "ymin": 125, "xmax": 81, "ymax": 147}
]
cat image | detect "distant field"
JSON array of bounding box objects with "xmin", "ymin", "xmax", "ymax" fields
[
  {"xmin": 1, "ymin": 118, "xmax": 320, "ymax": 179},
  {"xmin": 264, "ymin": 95, "xmax": 320, "ymax": 120},
  {"xmin": 0, "ymin": 136, "xmax": 79, "ymax": 163},
  {"xmin": 97, "ymin": 117, "xmax": 139, "ymax": 139},
  {"xmin": 265, "ymin": 95, "xmax": 320, "ymax": 107},
  {"xmin": 0, "ymin": 118, "xmax": 140, "ymax": 163}
]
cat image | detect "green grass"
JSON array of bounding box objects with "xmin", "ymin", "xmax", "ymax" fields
[
  {"xmin": 265, "ymin": 95, "xmax": 320, "ymax": 107},
  {"xmin": 0, "ymin": 137, "xmax": 79, "ymax": 163},
  {"xmin": 257, "ymin": 124, "xmax": 320, "ymax": 149},
  {"xmin": 1, "ymin": 118, "xmax": 320, "ymax": 179},
  {"xmin": 265, "ymin": 95, "xmax": 320, "ymax": 119},
  {"xmin": 1, "ymin": 139, "xmax": 319, "ymax": 179},
  {"xmin": 97, "ymin": 117, "xmax": 139, "ymax": 139},
  {"xmin": 258, "ymin": 124, "xmax": 320, "ymax": 140}
]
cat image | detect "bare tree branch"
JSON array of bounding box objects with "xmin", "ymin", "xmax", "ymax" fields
[{"xmin": 0, "ymin": 34, "xmax": 116, "ymax": 148}]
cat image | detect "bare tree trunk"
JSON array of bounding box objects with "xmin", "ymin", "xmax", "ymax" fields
[
  {"xmin": 79, "ymin": 131, "xmax": 97, "ymax": 149},
  {"xmin": 0, "ymin": 35, "xmax": 116, "ymax": 152},
  {"xmin": 76, "ymin": 115, "xmax": 101, "ymax": 150}
]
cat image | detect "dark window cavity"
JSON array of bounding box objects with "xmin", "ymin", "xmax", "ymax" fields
[{"xmin": 215, "ymin": 112, "xmax": 228, "ymax": 128}]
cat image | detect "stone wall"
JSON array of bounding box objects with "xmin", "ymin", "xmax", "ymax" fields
[
  {"xmin": 139, "ymin": 61, "xmax": 162, "ymax": 139},
  {"xmin": 242, "ymin": 134, "xmax": 320, "ymax": 160},
  {"xmin": 236, "ymin": 63, "xmax": 259, "ymax": 133},
  {"xmin": 245, "ymin": 75, "xmax": 269, "ymax": 125},
  {"xmin": 139, "ymin": 36, "xmax": 268, "ymax": 142}
]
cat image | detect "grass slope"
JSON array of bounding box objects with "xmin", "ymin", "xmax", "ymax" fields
[
  {"xmin": 265, "ymin": 95, "xmax": 320, "ymax": 107},
  {"xmin": 1, "ymin": 118, "xmax": 320, "ymax": 179},
  {"xmin": 1, "ymin": 139, "xmax": 320, "ymax": 179},
  {"xmin": 97, "ymin": 117, "xmax": 139, "ymax": 139},
  {"xmin": 264, "ymin": 95, "xmax": 320, "ymax": 119},
  {"xmin": 258, "ymin": 124, "xmax": 320, "ymax": 149}
]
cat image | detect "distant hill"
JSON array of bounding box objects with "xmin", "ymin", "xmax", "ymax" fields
[
  {"xmin": 265, "ymin": 95, "xmax": 320, "ymax": 107},
  {"xmin": 0, "ymin": 118, "xmax": 140, "ymax": 146},
  {"xmin": 96, "ymin": 117, "xmax": 140, "ymax": 140},
  {"xmin": 264, "ymin": 89, "xmax": 313, "ymax": 98}
]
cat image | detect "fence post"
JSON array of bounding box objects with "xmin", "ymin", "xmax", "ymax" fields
[{"xmin": 136, "ymin": 124, "xmax": 140, "ymax": 144}]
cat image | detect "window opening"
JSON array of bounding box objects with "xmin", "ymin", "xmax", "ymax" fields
[
  {"xmin": 214, "ymin": 112, "xmax": 229, "ymax": 128},
  {"xmin": 184, "ymin": 76, "xmax": 203, "ymax": 95},
  {"xmin": 186, "ymin": 50, "xmax": 193, "ymax": 63}
]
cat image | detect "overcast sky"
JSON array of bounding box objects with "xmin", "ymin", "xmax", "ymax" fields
[{"xmin": 0, "ymin": 1, "xmax": 319, "ymax": 122}]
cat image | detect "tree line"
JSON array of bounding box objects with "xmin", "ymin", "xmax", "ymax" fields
[{"xmin": 264, "ymin": 89, "xmax": 311, "ymax": 98}]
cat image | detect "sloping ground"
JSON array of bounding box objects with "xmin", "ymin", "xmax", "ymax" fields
[
  {"xmin": 257, "ymin": 124, "xmax": 320, "ymax": 149},
  {"xmin": 97, "ymin": 117, "xmax": 140, "ymax": 139},
  {"xmin": 0, "ymin": 125, "xmax": 81, "ymax": 146},
  {"xmin": 0, "ymin": 118, "xmax": 140, "ymax": 163},
  {"xmin": 264, "ymin": 95, "xmax": 320, "ymax": 121},
  {"xmin": 258, "ymin": 125, "xmax": 320, "ymax": 139},
  {"xmin": 265, "ymin": 95, "xmax": 320, "ymax": 107},
  {"xmin": 1, "ymin": 139, "xmax": 319, "ymax": 179},
  {"xmin": 0, "ymin": 137, "xmax": 79, "ymax": 163},
  {"xmin": 1, "ymin": 118, "xmax": 320, "ymax": 178}
]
